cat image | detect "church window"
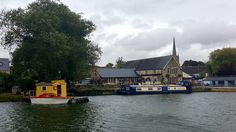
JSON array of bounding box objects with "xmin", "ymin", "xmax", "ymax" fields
[{"xmin": 167, "ymin": 68, "xmax": 170, "ymax": 74}]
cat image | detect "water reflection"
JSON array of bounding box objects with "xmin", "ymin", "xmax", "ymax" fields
[
  {"xmin": 0, "ymin": 103, "xmax": 97, "ymax": 131},
  {"xmin": 1, "ymin": 93, "xmax": 236, "ymax": 131}
]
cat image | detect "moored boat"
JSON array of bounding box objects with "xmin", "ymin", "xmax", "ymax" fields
[
  {"xmin": 120, "ymin": 81, "xmax": 192, "ymax": 95},
  {"xmin": 30, "ymin": 80, "xmax": 69, "ymax": 104}
]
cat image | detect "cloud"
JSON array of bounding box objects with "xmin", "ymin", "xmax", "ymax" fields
[
  {"xmin": 1, "ymin": 0, "xmax": 236, "ymax": 66},
  {"xmin": 0, "ymin": 0, "xmax": 33, "ymax": 9},
  {"xmin": 0, "ymin": 46, "xmax": 9, "ymax": 58},
  {"xmin": 115, "ymin": 28, "xmax": 177, "ymax": 51},
  {"xmin": 176, "ymin": 21, "xmax": 236, "ymax": 47}
]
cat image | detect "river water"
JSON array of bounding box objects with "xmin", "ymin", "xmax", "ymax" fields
[{"xmin": 1, "ymin": 93, "xmax": 236, "ymax": 132}]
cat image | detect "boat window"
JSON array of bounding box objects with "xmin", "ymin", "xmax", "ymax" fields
[
  {"xmin": 42, "ymin": 86, "xmax": 46, "ymax": 91},
  {"xmin": 126, "ymin": 87, "xmax": 130, "ymax": 90},
  {"xmin": 148, "ymin": 88, "xmax": 153, "ymax": 90},
  {"xmin": 137, "ymin": 88, "xmax": 142, "ymax": 91},
  {"xmin": 185, "ymin": 82, "xmax": 190, "ymax": 86}
]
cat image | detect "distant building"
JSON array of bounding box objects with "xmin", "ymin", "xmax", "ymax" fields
[
  {"xmin": 91, "ymin": 67, "xmax": 139, "ymax": 84},
  {"xmin": 203, "ymin": 77, "xmax": 236, "ymax": 87},
  {"xmin": 12, "ymin": 86, "xmax": 21, "ymax": 95},
  {"xmin": 0, "ymin": 58, "xmax": 10, "ymax": 74},
  {"xmin": 182, "ymin": 72, "xmax": 192, "ymax": 82},
  {"xmin": 182, "ymin": 65, "xmax": 208, "ymax": 78},
  {"xmin": 124, "ymin": 37, "xmax": 182, "ymax": 84}
]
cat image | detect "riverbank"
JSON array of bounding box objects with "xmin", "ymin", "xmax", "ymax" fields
[
  {"xmin": 70, "ymin": 84, "xmax": 120, "ymax": 96},
  {"xmin": 1, "ymin": 85, "xmax": 236, "ymax": 102},
  {"xmin": 71, "ymin": 85, "xmax": 236, "ymax": 95},
  {"xmin": 0, "ymin": 93, "xmax": 30, "ymax": 102},
  {"xmin": 192, "ymin": 86, "xmax": 236, "ymax": 92}
]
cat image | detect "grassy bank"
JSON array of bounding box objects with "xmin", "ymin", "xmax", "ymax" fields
[{"xmin": 0, "ymin": 93, "xmax": 29, "ymax": 102}]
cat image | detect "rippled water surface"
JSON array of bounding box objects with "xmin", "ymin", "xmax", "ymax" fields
[{"xmin": 1, "ymin": 93, "xmax": 236, "ymax": 132}]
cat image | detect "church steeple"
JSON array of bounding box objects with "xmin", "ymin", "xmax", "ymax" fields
[
  {"xmin": 172, "ymin": 37, "xmax": 176, "ymax": 56},
  {"xmin": 172, "ymin": 37, "xmax": 179, "ymax": 63}
]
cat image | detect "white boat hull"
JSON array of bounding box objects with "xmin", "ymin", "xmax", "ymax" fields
[{"xmin": 30, "ymin": 97, "xmax": 70, "ymax": 104}]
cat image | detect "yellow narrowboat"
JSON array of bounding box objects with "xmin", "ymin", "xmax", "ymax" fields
[{"xmin": 30, "ymin": 80, "xmax": 69, "ymax": 104}]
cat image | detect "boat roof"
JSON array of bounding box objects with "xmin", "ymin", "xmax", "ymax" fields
[{"xmin": 36, "ymin": 82, "xmax": 53, "ymax": 86}]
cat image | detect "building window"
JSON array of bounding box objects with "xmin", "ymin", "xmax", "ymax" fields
[
  {"xmin": 169, "ymin": 68, "xmax": 177, "ymax": 74},
  {"xmin": 0, "ymin": 62, "xmax": 3, "ymax": 66}
]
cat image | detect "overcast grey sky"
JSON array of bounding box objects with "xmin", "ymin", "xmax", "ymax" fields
[{"xmin": 0, "ymin": 0, "xmax": 236, "ymax": 65}]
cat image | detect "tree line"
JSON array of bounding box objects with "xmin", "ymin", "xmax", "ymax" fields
[{"xmin": 182, "ymin": 48, "xmax": 236, "ymax": 76}]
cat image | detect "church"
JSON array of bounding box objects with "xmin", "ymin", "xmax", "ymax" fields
[
  {"xmin": 90, "ymin": 38, "xmax": 182, "ymax": 84},
  {"xmin": 124, "ymin": 37, "xmax": 182, "ymax": 84}
]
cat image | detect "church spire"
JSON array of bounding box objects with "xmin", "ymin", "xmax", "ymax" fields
[{"xmin": 172, "ymin": 37, "xmax": 176, "ymax": 56}]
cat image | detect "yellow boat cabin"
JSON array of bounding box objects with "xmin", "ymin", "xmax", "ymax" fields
[{"xmin": 35, "ymin": 80, "xmax": 67, "ymax": 97}]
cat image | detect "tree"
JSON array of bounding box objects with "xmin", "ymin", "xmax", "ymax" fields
[
  {"xmin": 207, "ymin": 48, "xmax": 236, "ymax": 76},
  {"xmin": 182, "ymin": 60, "xmax": 205, "ymax": 66},
  {"xmin": 0, "ymin": 72, "xmax": 14, "ymax": 92},
  {"xmin": 0, "ymin": 0, "xmax": 101, "ymax": 84},
  {"xmin": 115, "ymin": 57, "xmax": 126, "ymax": 68},
  {"xmin": 105, "ymin": 63, "xmax": 114, "ymax": 68}
]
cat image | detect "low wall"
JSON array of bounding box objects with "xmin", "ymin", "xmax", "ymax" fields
[{"xmin": 192, "ymin": 86, "xmax": 236, "ymax": 92}]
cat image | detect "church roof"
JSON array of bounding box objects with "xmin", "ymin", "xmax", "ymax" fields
[
  {"xmin": 96, "ymin": 68, "xmax": 138, "ymax": 78},
  {"xmin": 124, "ymin": 55, "xmax": 172, "ymax": 70}
]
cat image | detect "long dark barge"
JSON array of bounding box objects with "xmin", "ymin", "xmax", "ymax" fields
[{"xmin": 120, "ymin": 81, "xmax": 192, "ymax": 95}]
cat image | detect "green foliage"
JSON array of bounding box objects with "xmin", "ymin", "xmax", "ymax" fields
[
  {"xmin": 115, "ymin": 57, "xmax": 126, "ymax": 68},
  {"xmin": 105, "ymin": 63, "xmax": 114, "ymax": 68},
  {"xmin": 182, "ymin": 60, "xmax": 205, "ymax": 66},
  {"xmin": 0, "ymin": 0, "xmax": 101, "ymax": 84},
  {"xmin": 19, "ymin": 79, "xmax": 35, "ymax": 91},
  {"xmin": 0, "ymin": 72, "xmax": 14, "ymax": 93},
  {"xmin": 165, "ymin": 74, "xmax": 170, "ymax": 78},
  {"xmin": 208, "ymin": 48, "xmax": 236, "ymax": 76},
  {"xmin": 198, "ymin": 72, "xmax": 206, "ymax": 79}
]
